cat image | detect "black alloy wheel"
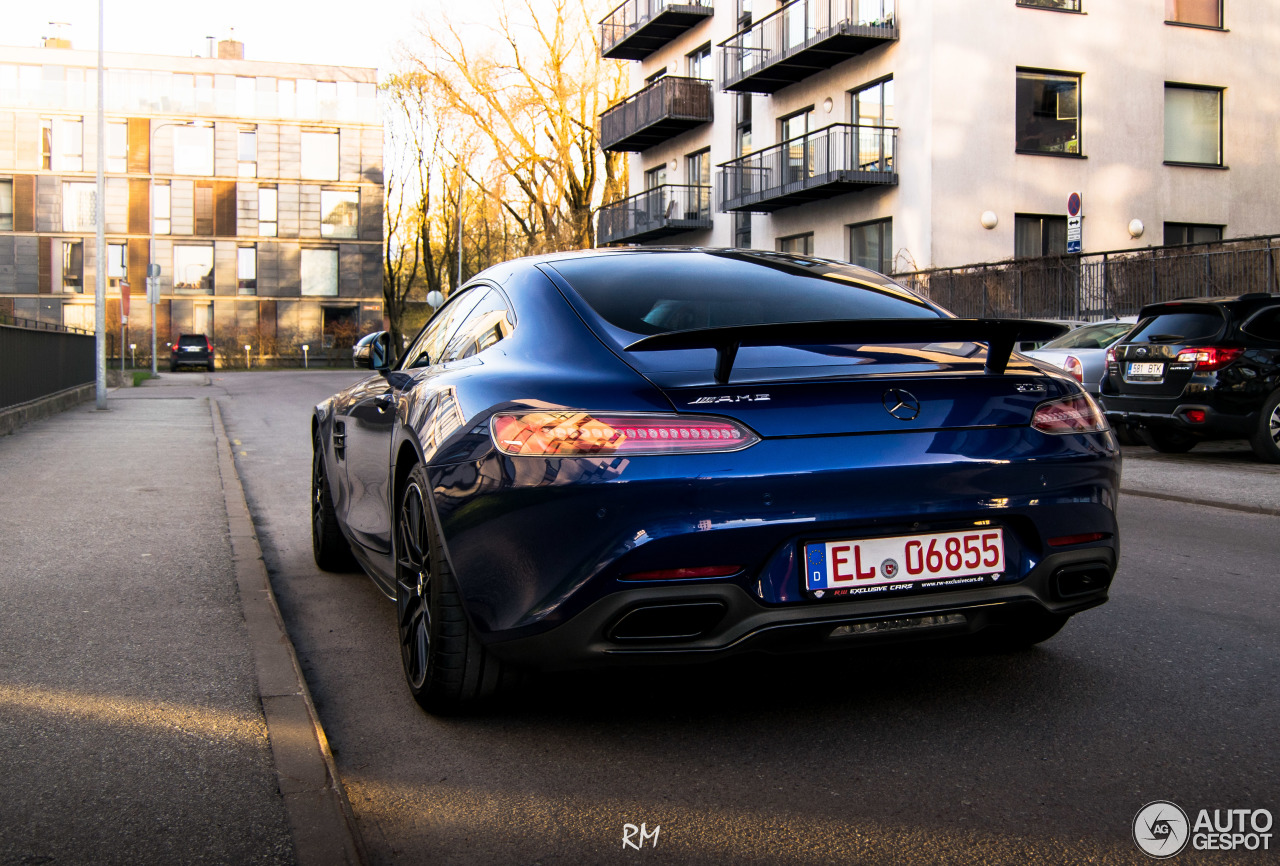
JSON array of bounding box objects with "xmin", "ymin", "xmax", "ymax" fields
[
  {"xmin": 1250, "ymin": 390, "xmax": 1280, "ymax": 463},
  {"xmin": 311, "ymin": 432, "xmax": 357, "ymax": 571},
  {"xmin": 394, "ymin": 463, "xmax": 518, "ymax": 713}
]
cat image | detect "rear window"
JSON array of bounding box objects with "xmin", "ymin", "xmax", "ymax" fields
[
  {"xmin": 1040, "ymin": 322, "xmax": 1133, "ymax": 350},
  {"xmin": 1127, "ymin": 309, "xmax": 1224, "ymax": 343},
  {"xmin": 177, "ymin": 336, "xmax": 208, "ymax": 347},
  {"xmin": 548, "ymin": 251, "xmax": 939, "ymax": 338},
  {"xmin": 1242, "ymin": 306, "xmax": 1280, "ymax": 342}
]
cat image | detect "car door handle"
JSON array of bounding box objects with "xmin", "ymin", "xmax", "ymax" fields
[{"xmin": 375, "ymin": 394, "xmax": 395, "ymax": 413}]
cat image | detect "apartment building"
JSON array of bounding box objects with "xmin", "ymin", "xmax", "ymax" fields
[
  {"xmin": 0, "ymin": 38, "xmax": 382, "ymax": 356},
  {"xmin": 596, "ymin": 0, "xmax": 1278, "ymax": 273}
]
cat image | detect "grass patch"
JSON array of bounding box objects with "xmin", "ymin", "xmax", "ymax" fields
[{"xmin": 131, "ymin": 370, "xmax": 156, "ymax": 387}]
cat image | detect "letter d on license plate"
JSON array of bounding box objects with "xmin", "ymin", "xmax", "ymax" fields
[{"xmin": 805, "ymin": 528, "xmax": 1005, "ymax": 591}]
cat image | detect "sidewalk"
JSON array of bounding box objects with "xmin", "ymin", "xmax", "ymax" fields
[
  {"xmin": 1120, "ymin": 440, "xmax": 1280, "ymax": 515},
  {"xmin": 0, "ymin": 385, "xmax": 357, "ymax": 865}
]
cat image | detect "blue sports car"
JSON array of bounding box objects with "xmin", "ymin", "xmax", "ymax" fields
[{"xmin": 312, "ymin": 249, "xmax": 1121, "ymax": 713}]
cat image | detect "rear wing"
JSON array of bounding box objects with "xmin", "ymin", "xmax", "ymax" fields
[{"xmin": 626, "ymin": 318, "xmax": 1067, "ymax": 384}]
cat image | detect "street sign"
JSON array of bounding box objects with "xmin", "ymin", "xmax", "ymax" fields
[
  {"xmin": 1067, "ymin": 191, "xmax": 1082, "ymax": 218},
  {"xmin": 147, "ymin": 263, "xmax": 161, "ymax": 278},
  {"xmin": 146, "ymin": 276, "xmax": 160, "ymax": 306},
  {"xmin": 119, "ymin": 281, "xmax": 131, "ymax": 319},
  {"xmin": 1067, "ymin": 216, "xmax": 1082, "ymax": 254}
]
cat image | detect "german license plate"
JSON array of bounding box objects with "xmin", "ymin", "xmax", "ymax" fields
[
  {"xmin": 805, "ymin": 528, "xmax": 1005, "ymax": 592},
  {"xmin": 1127, "ymin": 362, "xmax": 1164, "ymax": 379}
]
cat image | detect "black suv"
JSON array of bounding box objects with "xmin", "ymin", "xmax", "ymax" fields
[
  {"xmin": 1100, "ymin": 293, "xmax": 1280, "ymax": 461},
  {"xmin": 170, "ymin": 334, "xmax": 215, "ymax": 372}
]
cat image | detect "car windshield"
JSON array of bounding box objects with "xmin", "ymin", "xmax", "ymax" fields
[
  {"xmin": 548, "ymin": 251, "xmax": 940, "ymax": 338},
  {"xmin": 1127, "ymin": 309, "xmax": 1225, "ymax": 343},
  {"xmin": 178, "ymin": 336, "xmax": 206, "ymax": 346},
  {"xmin": 1040, "ymin": 322, "xmax": 1133, "ymax": 350}
]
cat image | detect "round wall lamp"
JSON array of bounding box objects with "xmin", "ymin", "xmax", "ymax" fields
[
  {"xmin": 1128, "ymin": 219, "xmax": 1145, "ymax": 239},
  {"xmin": 823, "ymin": 97, "xmax": 834, "ymax": 113},
  {"xmin": 980, "ymin": 211, "xmax": 999, "ymax": 230}
]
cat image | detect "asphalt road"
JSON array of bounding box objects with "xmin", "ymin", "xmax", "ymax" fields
[{"xmin": 211, "ymin": 370, "xmax": 1279, "ymax": 865}]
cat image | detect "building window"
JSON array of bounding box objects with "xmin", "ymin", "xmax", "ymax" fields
[
  {"xmin": 46, "ymin": 118, "xmax": 83, "ymax": 172},
  {"xmin": 106, "ymin": 122, "xmax": 127, "ymax": 173},
  {"xmin": 107, "ymin": 243, "xmax": 127, "ymax": 282},
  {"xmin": 1015, "ymin": 214, "xmax": 1068, "ymax": 258},
  {"xmin": 852, "ymin": 77, "xmax": 895, "ymax": 171},
  {"xmin": 777, "ymin": 233, "xmax": 814, "ymax": 256},
  {"xmin": 1018, "ymin": 0, "xmax": 1081, "ymax": 11},
  {"xmin": 174, "ymin": 125, "xmax": 214, "ymax": 175},
  {"xmin": 686, "ymin": 149, "xmax": 711, "ymax": 216},
  {"xmin": 301, "ymin": 248, "xmax": 339, "ymax": 296},
  {"xmin": 1164, "ymin": 222, "xmax": 1223, "ymax": 245},
  {"xmin": 154, "ymin": 183, "xmax": 171, "ymax": 235},
  {"xmin": 1016, "ymin": 70, "xmax": 1081, "ymax": 155},
  {"xmin": 259, "ymin": 186, "xmax": 278, "ymax": 237},
  {"xmin": 195, "ymin": 182, "xmax": 214, "ymax": 236},
  {"xmin": 645, "ymin": 67, "xmax": 667, "ymax": 85},
  {"xmin": 780, "ymin": 108, "xmax": 813, "ymax": 185},
  {"xmin": 1164, "ymin": 85, "xmax": 1222, "ymax": 166},
  {"xmin": 238, "ymin": 246, "xmax": 257, "ymax": 295},
  {"xmin": 62, "ymin": 182, "xmax": 97, "ymax": 231},
  {"xmin": 736, "ymin": 92, "xmax": 752, "ymax": 157},
  {"xmin": 0, "ymin": 179, "xmax": 12, "ymax": 231},
  {"xmin": 1166, "ymin": 0, "xmax": 1221, "ymax": 27},
  {"xmin": 238, "ymin": 131, "xmax": 257, "ymax": 178},
  {"xmin": 173, "ymin": 245, "xmax": 214, "ymax": 294},
  {"xmin": 849, "ymin": 219, "xmax": 892, "ymax": 273},
  {"xmin": 301, "ymin": 131, "xmax": 339, "ymax": 181},
  {"xmin": 320, "ymin": 189, "xmax": 359, "ymax": 238},
  {"xmin": 687, "ymin": 44, "xmax": 712, "ymax": 80},
  {"xmin": 645, "ymin": 166, "xmax": 667, "ymax": 189},
  {"xmin": 62, "ymin": 241, "xmax": 84, "ymax": 293},
  {"xmin": 734, "ymin": 212, "xmax": 751, "ymax": 249}
]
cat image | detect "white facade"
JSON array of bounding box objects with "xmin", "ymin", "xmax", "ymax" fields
[{"xmin": 602, "ymin": 0, "xmax": 1280, "ymax": 272}]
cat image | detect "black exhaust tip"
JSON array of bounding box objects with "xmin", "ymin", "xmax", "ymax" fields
[{"xmin": 609, "ymin": 602, "xmax": 727, "ymax": 642}]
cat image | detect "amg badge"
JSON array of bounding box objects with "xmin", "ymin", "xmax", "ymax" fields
[{"xmin": 689, "ymin": 394, "xmax": 771, "ymax": 405}]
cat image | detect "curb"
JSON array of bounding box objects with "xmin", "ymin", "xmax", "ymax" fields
[
  {"xmin": 1120, "ymin": 486, "xmax": 1280, "ymax": 518},
  {"xmin": 209, "ymin": 399, "xmax": 366, "ymax": 866}
]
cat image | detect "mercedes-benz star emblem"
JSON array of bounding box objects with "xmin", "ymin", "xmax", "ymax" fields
[{"xmin": 883, "ymin": 389, "xmax": 921, "ymax": 421}]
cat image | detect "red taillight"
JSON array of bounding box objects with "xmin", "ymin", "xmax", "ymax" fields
[
  {"xmin": 490, "ymin": 411, "xmax": 758, "ymax": 456},
  {"xmin": 1063, "ymin": 355, "xmax": 1084, "ymax": 383},
  {"xmin": 1048, "ymin": 532, "xmax": 1107, "ymax": 547},
  {"xmin": 1185, "ymin": 409, "xmax": 1207, "ymax": 424},
  {"xmin": 1031, "ymin": 393, "xmax": 1108, "ymax": 435},
  {"xmin": 1105, "ymin": 347, "xmax": 1117, "ymax": 365},
  {"xmin": 621, "ymin": 565, "xmax": 742, "ymax": 581},
  {"xmin": 1175, "ymin": 346, "xmax": 1243, "ymax": 371}
]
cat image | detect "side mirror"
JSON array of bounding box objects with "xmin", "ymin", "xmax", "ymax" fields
[{"xmin": 356, "ymin": 331, "xmax": 394, "ymax": 372}]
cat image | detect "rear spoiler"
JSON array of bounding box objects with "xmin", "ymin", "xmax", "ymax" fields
[{"xmin": 626, "ymin": 318, "xmax": 1067, "ymax": 385}]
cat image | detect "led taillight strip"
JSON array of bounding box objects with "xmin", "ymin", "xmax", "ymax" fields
[{"xmin": 490, "ymin": 411, "xmax": 759, "ymax": 456}]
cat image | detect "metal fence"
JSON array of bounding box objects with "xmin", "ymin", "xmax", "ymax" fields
[
  {"xmin": 600, "ymin": 0, "xmax": 714, "ymax": 56},
  {"xmin": 893, "ymin": 234, "xmax": 1280, "ymax": 321},
  {"xmin": 1, "ymin": 319, "xmax": 95, "ymax": 411},
  {"xmin": 598, "ymin": 184, "xmax": 713, "ymax": 244}
]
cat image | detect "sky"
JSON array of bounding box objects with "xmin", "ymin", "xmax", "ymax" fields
[{"xmin": 3, "ymin": 0, "xmax": 441, "ymax": 77}]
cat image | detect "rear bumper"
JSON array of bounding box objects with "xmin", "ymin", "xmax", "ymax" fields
[
  {"xmin": 1101, "ymin": 395, "xmax": 1254, "ymax": 437},
  {"xmin": 486, "ymin": 546, "xmax": 1114, "ymax": 670}
]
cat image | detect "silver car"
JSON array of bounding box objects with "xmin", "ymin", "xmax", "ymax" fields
[{"xmin": 1025, "ymin": 318, "xmax": 1137, "ymax": 394}]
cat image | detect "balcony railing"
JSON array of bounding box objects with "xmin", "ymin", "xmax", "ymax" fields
[
  {"xmin": 598, "ymin": 185, "xmax": 713, "ymax": 244},
  {"xmin": 717, "ymin": 124, "xmax": 897, "ymax": 213},
  {"xmin": 719, "ymin": 0, "xmax": 897, "ymax": 93},
  {"xmin": 601, "ymin": 0, "xmax": 715, "ymax": 60},
  {"xmin": 600, "ymin": 77, "xmax": 714, "ymax": 153}
]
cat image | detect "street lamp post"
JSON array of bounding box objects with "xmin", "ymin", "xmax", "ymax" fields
[
  {"xmin": 302, "ymin": 344, "xmax": 309, "ymax": 368},
  {"xmin": 244, "ymin": 344, "xmax": 251, "ymax": 369}
]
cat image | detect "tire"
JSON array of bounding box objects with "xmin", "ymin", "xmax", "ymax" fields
[
  {"xmin": 170, "ymin": 362, "xmax": 178, "ymax": 372},
  {"xmin": 1112, "ymin": 423, "xmax": 1142, "ymax": 447},
  {"xmin": 980, "ymin": 612, "xmax": 1069, "ymax": 651},
  {"xmin": 311, "ymin": 432, "xmax": 358, "ymax": 572},
  {"xmin": 396, "ymin": 462, "xmax": 517, "ymax": 714},
  {"xmin": 1139, "ymin": 427, "xmax": 1197, "ymax": 454},
  {"xmin": 207, "ymin": 361, "xmax": 215, "ymax": 372},
  {"xmin": 1249, "ymin": 390, "xmax": 1280, "ymax": 463}
]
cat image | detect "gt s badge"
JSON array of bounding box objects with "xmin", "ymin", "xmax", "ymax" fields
[
  {"xmin": 1015, "ymin": 383, "xmax": 1047, "ymax": 393},
  {"xmin": 689, "ymin": 394, "xmax": 771, "ymax": 404}
]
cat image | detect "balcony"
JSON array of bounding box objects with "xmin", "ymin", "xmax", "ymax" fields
[
  {"xmin": 598, "ymin": 185, "xmax": 713, "ymax": 244},
  {"xmin": 601, "ymin": 0, "xmax": 715, "ymax": 61},
  {"xmin": 600, "ymin": 77, "xmax": 714, "ymax": 153},
  {"xmin": 720, "ymin": 0, "xmax": 897, "ymax": 94},
  {"xmin": 717, "ymin": 124, "xmax": 897, "ymax": 213}
]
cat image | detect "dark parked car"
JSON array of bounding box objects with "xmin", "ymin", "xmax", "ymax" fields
[
  {"xmin": 1100, "ymin": 293, "xmax": 1280, "ymax": 461},
  {"xmin": 312, "ymin": 249, "xmax": 1120, "ymax": 713},
  {"xmin": 170, "ymin": 334, "xmax": 214, "ymax": 372}
]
